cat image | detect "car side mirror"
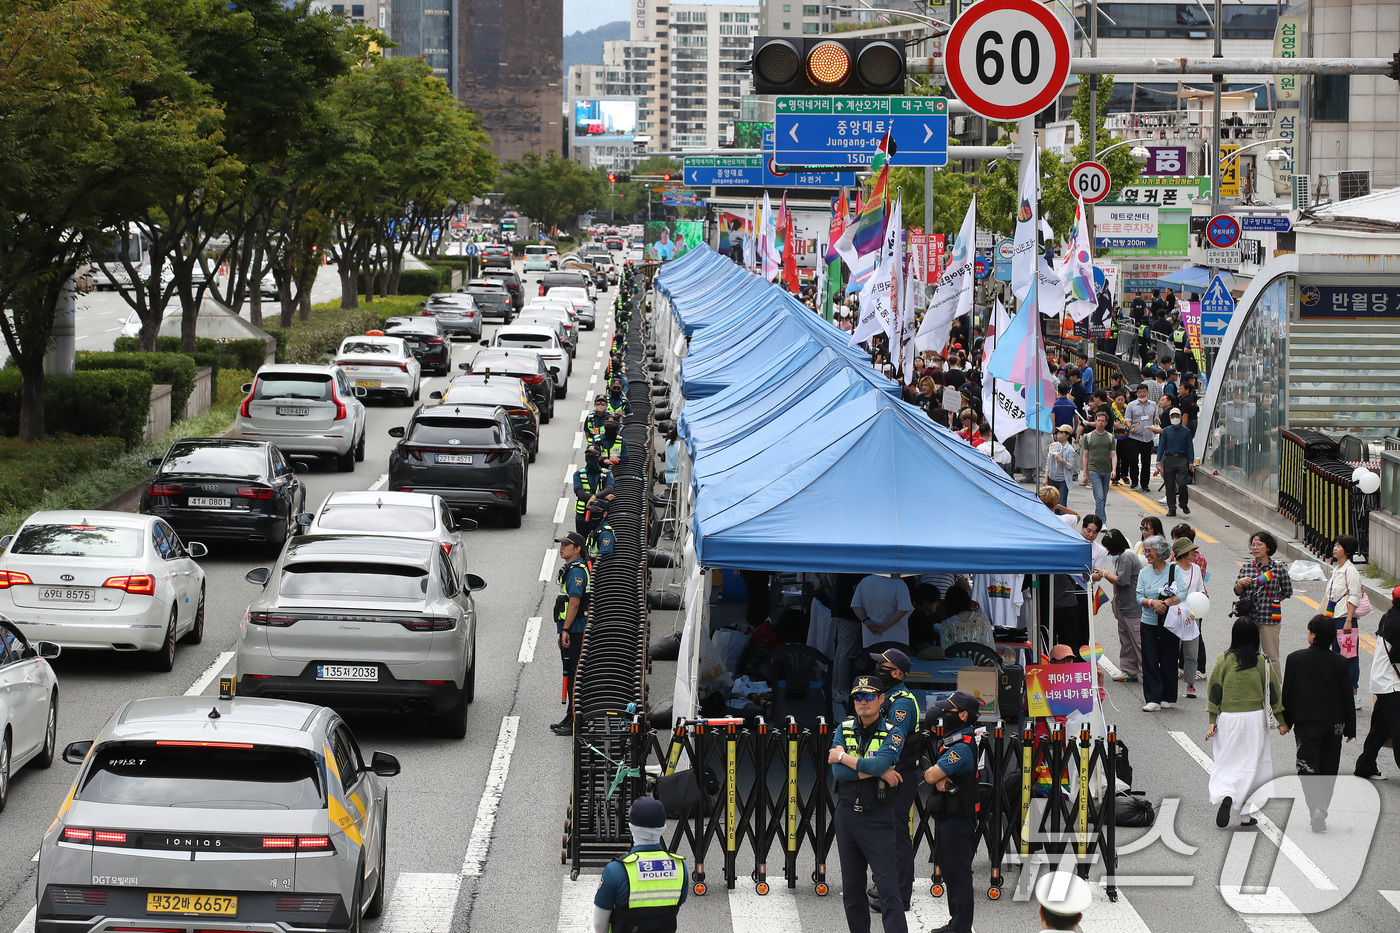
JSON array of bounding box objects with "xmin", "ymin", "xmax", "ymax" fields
[
  {"xmin": 36, "ymin": 641, "xmax": 61, "ymax": 660},
  {"xmin": 465, "ymin": 573, "xmax": 487, "ymax": 592},
  {"xmin": 428, "ymin": 391, "xmax": 442, "ymax": 400},
  {"xmin": 417, "ymin": 301, "xmax": 426, "ymax": 308},
  {"xmin": 388, "ymin": 426, "xmax": 406, "ymax": 438},
  {"xmin": 457, "ymin": 518, "xmax": 478, "ymax": 531},
  {"xmin": 63, "ymin": 740, "xmax": 92, "ymax": 765},
  {"xmin": 353, "ymin": 386, "xmax": 368, "ymax": 398},
  {"xmin": 295, "ymin": 513, "xmax": 313, "ymax": 527},
  {"xmin": 549, "ymin": 366, "xmax": 560, "ymax": 375},
  {"xmin": 147, "ymin": 457, "xmax": 163, "ymax": 468},
  {"xmin": 458, "ymin": 362, "xmax": 470, "ymax": 370},
  {"xmin": 186, "ymin": 541, "xmax": 209, "ymax": 559},
  {"xmin": 370, "ymin": 751, "xmax": 401, "ymax": 777},
  {"xmin": 294, "ymin": 461, "xmax": 309, "ymax": 473},
  {"xmin": 241, "ymin": 383, "xmax": 253, "ymax": 393},
  {"xmin": 245, "ymin": 567, "xmax": 271, "ymax": 587},
  {"xmin": 0, "ymin": 535, "xmax": 10, "ymax": 550}
]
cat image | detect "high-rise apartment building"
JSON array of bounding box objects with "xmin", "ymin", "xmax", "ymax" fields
[
  {"xmin": 457, "ymin": 0, "xmax": 563, "ymax": 161},
  {"xmin": 757, "ymin": 0, "xmax": 923, "ymax": 36},
  {"xmin": 384, "ymin": 0, "xmax": 454, "ymax": 81}
]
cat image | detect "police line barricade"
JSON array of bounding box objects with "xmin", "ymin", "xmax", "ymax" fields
[
  {"xmin": 564, "ymin": 714, "xmax": 1121, "ymax": 901},
  {"xmin": 1301, "ymin": 458, "xmax": 1369, "ymax": 559},
  {"xmin": 1277, "ymin": 428, "xmax": 1341, "ymax": 526}
]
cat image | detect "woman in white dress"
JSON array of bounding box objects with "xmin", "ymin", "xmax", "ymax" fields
[{"xmin": 1206, "ymin": 615, "xmax": 1289, "ymax": 827}]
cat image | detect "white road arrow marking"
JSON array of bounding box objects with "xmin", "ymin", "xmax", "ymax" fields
[{"xmin": 788, "ymin": 124, "xmax": 799, "ymax": 143}]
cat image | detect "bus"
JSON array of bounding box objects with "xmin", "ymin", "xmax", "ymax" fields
[{"xmin": 87, "ymin": 224, "xmax": 149, "ymax": 291}]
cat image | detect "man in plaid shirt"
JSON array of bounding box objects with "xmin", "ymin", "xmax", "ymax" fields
[{"xmin": 1234, "ymin": 530, "xmax": 1295, "ymax": 668}]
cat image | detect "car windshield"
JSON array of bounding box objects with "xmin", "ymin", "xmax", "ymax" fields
[
  {"xmin": 12, "ymin": 524, "xmax": 143, "ymax": 558},
  {"xmin": 78, "ymin": 742, "xmax": 324, "ymax": 810},
  {"xmin": 466, "ymin": 286, "xmax": 503, "ymax": 295},
  {"xmin": 315, "ymin": 503, "xmax": 436, "ymax": 533},
  {"xmin": 498, "ymin": 335, "xmax": 553, "ymax": 349},
  {"xmin": 255, "ymin": 375, "xmax": 332, "ymax": 401},
  {"xmin": 280, "ymin": 562, "xmax": 428, "ymax": 599},
  {"xmin": 340, "ymin": 341, "xmax": 396, "ymax": 356},
  {"xmin": 163, "ymin": 445, "xmax": 266, "ymax": 479},
  {"xmin": 410, "ymin": 417, "xmax": 503, "ymax": 444}
]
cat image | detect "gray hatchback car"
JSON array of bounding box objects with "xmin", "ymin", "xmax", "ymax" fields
[{"xmin": 37, "ymin": 696, "xmax": 399, "ymax": 933}]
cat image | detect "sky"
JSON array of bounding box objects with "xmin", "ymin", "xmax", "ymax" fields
[{"xmin": 563, "ymin": 0, "xmax": 630, "ymax": 35}]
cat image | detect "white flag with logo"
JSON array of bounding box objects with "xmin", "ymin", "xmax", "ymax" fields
[
  {"xmin": 851, "ymin": 193, "xmax": 902, "ymax": 346},
  {"xmin": 1037, "ymin": 253, "xmax": 1065, "ymax": 318},
  {"xmin": 915, "ymin": 194, "xmax": 975, "ymax": 354},
  {"xmin": 901, "ymin": 230, "xmax": 926, "ymax": 370},
  {"xmin": 1011, "ymin": 146, "xmax": 1040, "ymax": 303}
]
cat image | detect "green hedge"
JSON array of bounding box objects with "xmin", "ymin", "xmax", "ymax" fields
[
  {"xmin": 76, "ymin": 351, "xmax": 198, "ymax": 418},
  {"xmin": 113, "ymin": 336, "xmax": 269, "ymax": 375},
  {"xmin": 264, "ymin": 308, "xmax": 382, "ymax": 364},
  {"xmin": 216, "ymin": 369, "xmax": 253, "ymax": 406},
  {"xmin": 355, "ymin": 266, "xmax": 451, "ymax": 297},
  {"xmin": 0, "ymin": 435, "xmax": 127, "ymax": 512},
  {"xmin": 0, "ymin": 369, "xmax": 153, "ymax": 449}
]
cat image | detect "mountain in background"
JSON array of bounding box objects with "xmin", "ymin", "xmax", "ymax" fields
[{"xmin": 563, "ymin": 21, "xmax": 629, "ymax": 74}]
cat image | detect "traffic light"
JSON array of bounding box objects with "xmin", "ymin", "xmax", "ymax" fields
[
  {"xmin": 607, "ymin": 173, "xmax": 616, "ymax": 183},
  {"xmin": 750, "ymin": 36, "xmax": 905, "ymax": 95},
  {"xmin": 662, "ymin": 173, "xmax": 672, "ymax": 181},
  {"xmin": 616, "ymin": 172, "xmax": 632, "ymax": 183}
]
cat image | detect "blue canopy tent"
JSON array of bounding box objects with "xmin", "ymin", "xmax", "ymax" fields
[{"xmin": 681, "ymin": 330, "xmax": 852, "ymax": 400}]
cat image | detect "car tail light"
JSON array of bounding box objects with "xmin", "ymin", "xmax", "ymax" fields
[
  {"xmin": 237, "ymin": 487, "xmax": 276, "ymax": 499},
  {"xmin": 262, "ymin": 837, "xmax": 296, "ymax": 850},
  {"xmin": 332, "ymin": 389, "xmax": 346, "ymax": 421},
  {"xmin": 401, "ymin": 447, "xmax": 422, "ymax": 461},
  {"xmin": 538, "ymin": 284, "xmax": 545, "ymax": 295},
  {"xmin": 94, "ymin": 830, "xmax": 128, "ymax": 845},
  {"xmin": 421, "ymin": 309, "xmax": 434, "ymax": 316},
  {"xmin": 522, "ymin": 374, "xmax": 545, "ymax": 384},
  {"xmin": 102, "ymin": 574, "xmax": 156, "ymax": 595},
  {"xmin": 508, "ymin": 408, "xmax": 532, "ymax": 419},
  {"xmin": 247, "ymin": 611, "xmax": 298, "ymax": 627},
  {"xmin": 239, "ymin": 380, "xmax": 257, "ymax": 418},
  {"xmin": 399, "ymin": 617, "xmax": 456, "ymax": 632},
  {"xmin": 0, "ymin": 571, "xmax": 33, "ymax": 589},
  {"xmin": 441, "ymin": 542, "xmax": 453, "ymax": 557},
  {"xmin": 424, "ymin": 337, "xmax": 443, "ymax": 345},
  {"xmin": 296, "ymin": 835, "xmax": 332, "ymax": 850},
  {"xmin": 147, "ymin": 483, "xmax": 182, "ymax": 496},
  {"xmin": 156, "ymin": 740, "xmax": 255, "ymax": 748},
  {"xmin": 61, "ymin": 828, "xmax": 94, "ymax": 843}
]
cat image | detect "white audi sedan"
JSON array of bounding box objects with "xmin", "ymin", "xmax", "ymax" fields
[
  {"xmin": 333, "ymin": 334, "xmax": 421, "ymax": 406},
  {"xmin": 0, "ymin": 512, "xmax": 207, "ymax": 672},
  {"xmin": 0, "ymin": 616, "xmax": 61, "ymax": 810}
]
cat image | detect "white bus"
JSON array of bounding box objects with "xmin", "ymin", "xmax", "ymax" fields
[{"xmin": 87, "ymin": 224, "xmax": 149, "ymax": 291}]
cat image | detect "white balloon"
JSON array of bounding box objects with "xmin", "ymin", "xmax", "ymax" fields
[
  {"xmin": 1353, "ymin": 466, "xmax": 1368, "ymax": 483},
  {"xmin": 1358, "ymin": 470, "xmax": 1381, "ymax": 495},
  {"xmin": 1187, "ymin": 592, "xmax": 1211, "ymax": 618}
]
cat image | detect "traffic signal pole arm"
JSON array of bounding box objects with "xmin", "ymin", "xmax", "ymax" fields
[{"xmin": 907, "ymin": 54, "xmax": 1400, "ymax": 80}]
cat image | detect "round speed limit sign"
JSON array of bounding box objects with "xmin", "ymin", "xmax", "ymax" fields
[
  {"xmin": 944, "ymin": 0, "xmax": 1070, "ymax": 121},
  {"xmin": 1068, "ymin": 161, "xmax": 1112, "ymax": 203}
]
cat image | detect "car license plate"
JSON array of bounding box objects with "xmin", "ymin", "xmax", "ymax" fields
[
  {"xmin": 435, "ymin": 454, "xmax": 473, "ymax": 464},
  {"xmin": 38, "ymin": 587, "xmax": 93, "ymax": 602},
  {"xmin": 188, "ymin": 496, "xmax": 232, "ymax": 508},
  {"xmin": 147, "ymin": 893, "xmax": 237, "ymax": 916},
  {"xmin": 356, "ymin": 380, "xmax": 381, "ymax": 388},
  {"xmin": 317, "ymin": 664, "xmax": 378, "ymax": 681},
  {"xmin": 276, "ymin": 406, "xmax": 309, "ymax": 416}
]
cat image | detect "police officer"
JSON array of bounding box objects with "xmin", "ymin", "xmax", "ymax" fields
[
  {"xmin": 583, "ymin": 496, "xmax": 616, "ymax": 562},
  {"xmin": 922, "ymin": 690, "xmax": 981, "ymax": 933},
  {"xmin": 829, "ymin": 675, "xmax": 907, "ymax": 933},
  {"xmin": 573, "ymin": 448, "xmax": 614, "ymax": 534},
  {"xmin": 585, "ymin": 396, "xmax": 611, "ymax": 446},
  {"xmin": 593, "ymin": 797, "xmax": 687, "ymax": 933},
  {"xmin": 599, "ymin": 418, "xmax": 628, "ymax": 467},
  {"xmin": 551, "ymin": 532, "xmax": 591, "ymax": 736},
  {"xmin": 1033, "ymin": 870, "xmax": 1092, "ymax": 932},
  {"xmin": 867, "ymin": 649, "xmax": 921, "ymax": 913},
  {"xmin": 605, "ymin": 380, "xmax": 632, "ymax": 420}
]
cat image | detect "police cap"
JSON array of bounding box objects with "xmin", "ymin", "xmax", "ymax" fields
[
  {"xmin": 849, "ymin": 675, "xmax": 884, "ymax": 698},
  {"xmin": 1034, "ymin": 871, "xmax": 1092, "ymax": 917},
  {"xmin": 932, "ymin": 690, "xmax": 981, "ymax": 714}
]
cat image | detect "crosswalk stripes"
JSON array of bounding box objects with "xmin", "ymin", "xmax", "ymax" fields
[
  {"xmin": 1219, "ymin": 886, "xmax": 1323, "ymax": 933},
  {"xmin": 1079, "ymin": 883, "xmax": 1152, "ymax": 933},
  {"xmin": 377, "ymin": 873, "xmax": 460, "ymax": 933},
  {"xmin": 555, "ymin": 876, "xmax": 600, "ymax": 933}
]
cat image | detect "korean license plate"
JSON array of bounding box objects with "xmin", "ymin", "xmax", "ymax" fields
[
  {"xmin": 188, "ymin": 496, "xmax": 232, "ymax": 508},
  {"xmin": 147, "ymin": 893, "xmax": 237, "ymax": 916},
  {"xmin": 356, "ymin": 380, "xmax": 381, "ymax": 388},
  {"xmin": 38, "ymin": 587, "xmax": 93, "ymax": 602},
  {"xmin": 317, "ymin": 664, "xmax": 378, "ymax": 681},
  {"xmin": 276, "ymin": 406, "xmax": 309, "ymax": 416},
  {"xmin": 435, "ymin": 454, "xmax": 473, "ymax": 464}
]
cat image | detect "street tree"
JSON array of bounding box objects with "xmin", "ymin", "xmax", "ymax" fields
[{"xmin": 498, "ymin": 151, "xmax": 603, "ymax": 233}]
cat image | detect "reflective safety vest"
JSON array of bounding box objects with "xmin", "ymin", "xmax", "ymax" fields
[
  {"xmin": 926, "ymin": 732, "xmax": 979, "ymax": 819},
  {"xmin": 605, "ymin": 396, "xmax": 630, "ymax": 419},
  {"xmin": 1172, "ymin": 327, "xmax": 1187, "ymax": 349},
  {"xmin": 609, "ymin": 851, "xmax": 685, "ymax": 933},
  {"xmin": 587, "ymin": 521, "xmax": 616, "ymax": 560},
  {"xmin": 575, "ymin": 467, "xmax": 612, "ymax": 514},
  {"xmin": 881, "ymin": 686, "xmax": 923, "ymax": 768},
  {"xmin": 599, "ymin": 436, "xmax": 625, "ymax": 463},
  {"xmin": 554, "ymin": 557, "xmax": 591, "ymax": 631},
  {"xmin": 584, "ymin": 412, "xmax": 609, "ymax": 443},
  {"xmin": 837, "ymin": 717, "xmax": 892, "ymax": 804}
]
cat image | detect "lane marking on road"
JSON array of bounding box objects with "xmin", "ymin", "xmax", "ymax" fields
[
  {"xmin": 460, "ymin": 716, "xmax": 520, "ymax": 877},
  {"xmin": 593, "ymin": 361, "xmax": 601, "ymax": 372},
  {"xmin": 1381, "ymin": 890, "xmax": 1400, "ymax": 913},
  {"xmin": 729, "ymin": 884, "xmax": 799, "ymax": 933},
  {"xmin": 1114, "ymin": 484, "xmax": 1165, "ymax": 516},
  {"xmin": 565, "ymin": 463, "xmax": 578, "ymax": 485},
  {"xmin": 554, "ymin": 497, "xmax": 569, "ymax": 524},
  {"xmin": 907, "ymin": 887, "xmax": 951, "ymax": 933},
  {"xmin": 556, "ymin": 876, "xmax": 602, "ymax": 933},
  {"xmin": 579, "ymin": 408, "xmax": 588, "ymax": 424},
  {"xmin": 1219, "ymin": 885, "xmax": 1323, "ymax": 933},
  {"xmin": 1080, "ymin": 883, "xmax": 1152, "ymax": 933},
  {"xmin": 378, "ymin": 872, "xmax": 462, "ymax": 933},
  {"xmin": 369, "ymin": 473, "xmax": 388, "ymax": 491},
  {"xmin": 9, "ymin": 907, "xmax": 34, "ymax": 933},
  {"xmin": 538, "ymin": 548, "xmax": 556, "ymax": 582},
  {"xmin": 573, "ymin": 431, "xmax": 584, "ymax": 450},
  {"xmin": 519, "ymin": 617, "xmax": 541, "ymax": 664},
  {"xmin": 1168, "ymin": 731, "xmax": 1336, "ymax": 892},
  {"xmin": 185, "ymin": 651, "xmax": 236, "ymax": 697}
]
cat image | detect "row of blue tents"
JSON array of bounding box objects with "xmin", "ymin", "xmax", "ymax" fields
[{"xmin": 654, "ymin": 246, "xmax": 1091, "ymax": 575}]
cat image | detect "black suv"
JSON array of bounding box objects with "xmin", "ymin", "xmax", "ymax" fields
[
  {"xmin": 384, "ymin": 316, "xmax": 452, "ymax": 375},
  {"xmin": 481, "ymin": 269, "xmax": 524, "ymax": 310},
  {"xmin": 388, "ymin": 404, "xmax": 529, "ymax": 527},
  {"xmin": 463, "ymin": 348, "xmax": 556, "ymax": 423}
]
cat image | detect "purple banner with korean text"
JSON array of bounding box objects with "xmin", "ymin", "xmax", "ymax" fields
[{"xmin": 1141, "ymin": 146, "xmax": 1188, "ymax": 177}]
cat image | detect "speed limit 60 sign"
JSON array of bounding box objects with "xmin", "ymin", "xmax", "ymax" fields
[
  {"xmin": 1069, "ymin": 161, "xmax": 1111, "ymax": 203},
  {"xmin": 944, "ymin": 0, "xmax": 1070, "ymax": 122}
]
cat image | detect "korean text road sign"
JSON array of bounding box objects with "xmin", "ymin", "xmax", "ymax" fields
[
  {"xmin": 1199, "ymin": 274, "xmax": 1235, "ymax": 347},
  {"xmin": 683, "ymin": 157, "xmax": 764, "ymax": 187},
  {"xmin": 773, "ymin": 96, "xmax": 948, "ymax": 167},
  {"xmin": 1206, "ymin": 214, "xmax": 1241, "ymax": 249},
  {"xmin": 943, "ymin": 0, "xmax": 1070, "ymax": 121},
  {"xmin": 1069, "ymin": 161, "xmax": 1111, "ymax": 204},
  {"xmin": 759, "ymin": 129, "xmax": 859, "ymax": 187}
]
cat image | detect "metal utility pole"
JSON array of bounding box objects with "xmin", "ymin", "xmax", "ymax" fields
[{"xmin": 1207, "ymin": 0, "xmax": 1223, "ymax": 315}]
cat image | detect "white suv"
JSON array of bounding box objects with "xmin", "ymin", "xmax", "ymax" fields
[
  {"xmin": 232, "ymin": 364, "xmax": 368, "ymax": 471},
  {"xmin": 491, "ymin": 325, "xmax": 571, "ymax": 397}
]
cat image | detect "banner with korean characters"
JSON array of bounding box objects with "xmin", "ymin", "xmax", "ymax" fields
[
  {"xmin": 1026, "ymin": 662, "xmax": 1096, "ymax": 718},
  {"xmin": 1141, "ymin": 146, "xmax": 1188, "ymax": 177},
  {"xmin": 1120, "ymin": 259, "xmax": 1188, "ymax": 295},
  {"xmin": 1095, "ymin": 206, "xmax": 1159, "ymax": 249},
  {"xmin": 1299, "ymin": 283, "xmax": 1400, "ymax": 319}
]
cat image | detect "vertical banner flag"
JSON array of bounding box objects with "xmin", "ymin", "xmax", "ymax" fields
[
  {"xmin": 902, "ymin": 225, "xmax": 926, "ymax": 370},
  {"xmin": 1011, "ymin": 145, "xmax": 1041, "ymax": 303},
  {"xmin": 742, "ymin": 201, "xmax": 756, "ymax": 271},
  {"xmin": 835, "ymin": 132, "xmax": 893, "ymax": 292},
  {"xmin": 781, "ymin": 195, "xmax": 800, "ymax": 292},
  {"xmin": 1064, "ymin": 197, "xmax": 1097, "ymax": 321},
  {"xmin": 822, "ymin": 191, "xmax": 848, "ymax": 322},
  {"xmin": 927, "ymin": 233, "xmax": 946, "ymax": 283},
  {"xmin": 986, "ymin": 290, "xmax": 1057, "ymax": 433},
  {"xmin": 761, "ymin": 192, "xmax": 780, "ymax": 282},
  {"xmin": 982, "ymin": 300, "xmax": 1029, "ymax": 441},
  {"xmin": 915, "ymin": 195, "xmax": 976, "ymax": 354},
  {"xmin": 851, "ymin": 192, "xmax": 902, "ymax": 346}
]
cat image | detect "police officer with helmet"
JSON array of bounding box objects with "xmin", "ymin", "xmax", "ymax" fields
[
  {"xmin": 829, "ymin": 675, "xmax": 907, "ymax": 933},
  {"xmin": 866, "ymin": 649, "xmax": 921, "ymax": 913},
  {"xmin": 922, "ymin": 690, "xmax": 981, "ymax": 933},
  {"xmin": 551, "ymin": 532, "xmax": 591, "ymax": 736},
  {"xmin": 592, "ymin": 797, "xmax": 687, "ymax": 933}
]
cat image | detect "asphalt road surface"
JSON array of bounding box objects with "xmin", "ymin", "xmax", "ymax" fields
[{"xmin": 3, "ymin": 262, "xmax": 1400, "ymax": 933}]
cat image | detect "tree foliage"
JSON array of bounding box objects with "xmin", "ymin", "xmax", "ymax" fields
[{"xmin": 498, "ymin": 151, "xmax": 604, "ymax": 232}]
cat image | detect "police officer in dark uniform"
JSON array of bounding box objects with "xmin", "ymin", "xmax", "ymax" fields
[
  {"xmin": 599, "ymin": 418, "xmax": 629, "ymax": 467},
  {"xmin": 551, "ymin": 532, "xmax": 591, "ymax": 736},
  {"xmin": 922, "ymin": 690, "xmax": 981, "ymax": 933},
  {"xmin": 573, "ymin": 448, "xmax": 614, "ymax": 534},
  {"xmin": 585, "ymin": 396, "xmax": 611, "ymax": 446},
  {"xmin": 605, "ymin": 380, "xmax": 633, "ymax": 420},
  {"xmin": 583, "ymin": 496, "xmax": 616, "ymax": 562},
  {"xmin": 867, "ymin": 649, "xmax": 922, "ymax": 913},
  {"xmin": 829, "ymin": 675, "xmax": 907, "ymax": 933},
  {"xmin": 593, "ymin": 797, "xmax": 687, "ymax": 933}
]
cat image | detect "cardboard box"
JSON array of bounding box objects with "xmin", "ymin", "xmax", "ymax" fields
[{"xmin": 956, "ymin": 667, "xmax": 1000, "ymax": 720}]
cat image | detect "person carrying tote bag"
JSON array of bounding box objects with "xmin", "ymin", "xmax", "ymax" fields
[{"xmin": 1325, "ymin": 535, "xmax": 1364, "ymax": 708}]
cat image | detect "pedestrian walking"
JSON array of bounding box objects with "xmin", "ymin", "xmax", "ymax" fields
[
  {"xmin": 1044, "ymin": 426, "xmax": 1076, "ymax": 506},
  {"xmin": 1325, "ymin": 535, "xmax": 1364, "ymax": 707},
  {"xmin": 1234, "ymin": 531, "xmax": 1293, "ymax": 669},
  {"xmin": 1207, "ymin": 616, "xmax": 1288, "ymax": 827},
  {"xmin": 1282, "ymin": 614, "xmax": 1355, "ymax": 832},
  {"xmin": 1079, "ymin": 410, "xmax": 1117, "ymax": 523},
  {"xmin": 1354, "ymin": 596, "xmax": 1400, "ymax": 780},
  {"xmin": 1157, "ymin": 407, "xmax": 1194, "ymax": 516},
  {"xmin": 922, "ymin": 691, "xmax": 981, "ymax": 933},
  {"xmin": 592, "ymin": 797, "xmax": 687, "ymax": 932},
  {"xmin": 829, "ymin": 676, "xmax": 907, "ymax": 933},
  {"xmin": 1034, "ymin": 870, "xmax": 1093, "ymax": 931},
  {"xmin": 1135, "ymin": 535, "xmax": 1180, "ymax": 711},
  {"xmin": 1101, "ymin": 529, "xmax": 1141, "ymax": 682}
]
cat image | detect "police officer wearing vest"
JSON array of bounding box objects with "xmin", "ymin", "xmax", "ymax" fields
[
  {"xmin": 573, "ymin": 448, "xmax": 615, "ymax": 534},
  {"xmin": 922, "ymin": 690, "xmax": 981, "ymax": 933},
  {"xmin": 583, "ymin": 496, "xmax": 616, "ymax": 561},
  {"xmin": 551, "ymin": 532, "xmax": 591, "ymax": 736},
  {"xmin": 829, "ymin": 675, "xmax": 908, "ymax": 933},
  {"xmin": 606, "ymin": 380, "xmax": 633, "ymax": 419},
  {"xmin": 593, "ymin": 797, "xmax": 687, "ymax": 933},
  {"xmin": 867, "ymin": 649, "xmax": 922, "ymax": 913},
  {"xmin": 585, "ymin": 396, "xmax": 611, "ymax": 446},
  {"xmin": 599, "ymin": 418, "xmax": 629, "ymax": 467}
]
